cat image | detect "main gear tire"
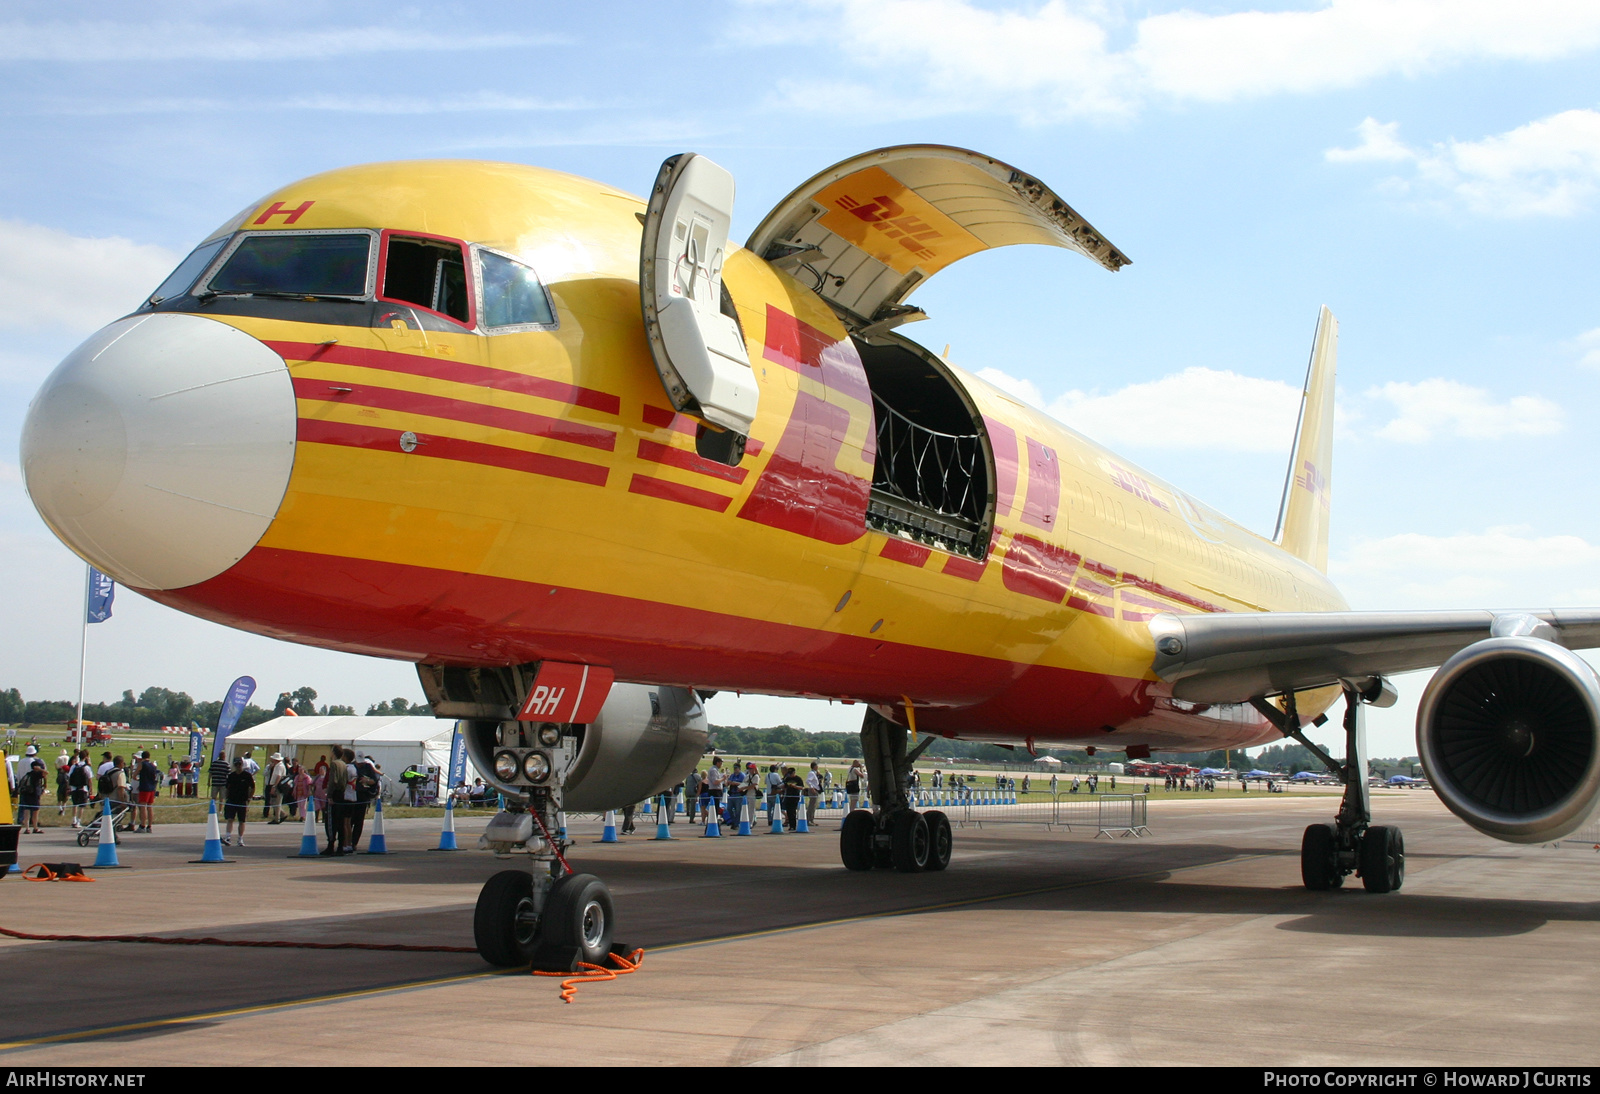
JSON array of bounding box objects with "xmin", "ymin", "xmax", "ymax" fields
[
  {"xmin": 1300, "ymin": 823, "xmax": 1342, "ymax": 891},
  {"xmin": 840, "ymin": 809, "xmax": 875, "ymax": 872},
  {"xmin": 890, "ymin": 810, "xmax": 931, "ymax": 873},
  {"xmin": 923, "ymin": 810, "xmax": 952, "ymax": 872},
  {"xmin": 1359, "ymin": 825, "xmax": 1405, "ymax": 893},
  {"xmin": 473, "ymin": 869, "xmax": 540, "ymax": 967}
]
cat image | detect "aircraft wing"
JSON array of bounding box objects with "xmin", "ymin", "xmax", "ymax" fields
[{"xmin": 1149, "ymin": 608, "xmax": 1600, "ymax": 704}]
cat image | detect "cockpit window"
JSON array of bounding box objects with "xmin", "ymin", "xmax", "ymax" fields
[
  {"xmin": 148, "ymin": 237, "xmax": 228, "ymax": 304},
  {"xmin": 382, "ymin": 235, "xmax": 470, "ymax": 325},
  {"xmin": 208, "ymin": 232, "xmax": 372, "ymax": 297},
  {"xmin": 478, "ymin": 248, "xmax": 556, "ymax": 329}
]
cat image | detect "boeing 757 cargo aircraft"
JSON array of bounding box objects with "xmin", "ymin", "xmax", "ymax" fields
[{"xmin": 21, "ymin": 147, "xmax": 1600, "ymax": 969}]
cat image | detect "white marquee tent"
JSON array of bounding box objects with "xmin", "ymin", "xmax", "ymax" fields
[{"xmin": 225, "ymin": 715, "xmax": 475, "ymax": 804}]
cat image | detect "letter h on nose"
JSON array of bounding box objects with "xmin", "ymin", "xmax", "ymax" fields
[{"xmin": 253, "ymin": 200, "xmax": 315, "ymax": 225}]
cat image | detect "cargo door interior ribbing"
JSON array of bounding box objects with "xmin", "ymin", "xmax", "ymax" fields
[{"xmin": 854, "ymin": 336, "xmax": 993, "ymax": 558}]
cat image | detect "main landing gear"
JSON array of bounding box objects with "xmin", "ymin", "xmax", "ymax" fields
[
  {"xmin": 1254, "ymin": 683, "xmax": 1405, "ymax": 894},
  {"xmin": 840, "ymin": 708, "xmax": 953, "ymax": 873}
]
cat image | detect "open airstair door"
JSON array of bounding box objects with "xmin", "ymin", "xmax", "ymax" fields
[
  {"xmin": 640, "ymin": 153, "xmax": 759, "ymax": 438},
  {"xmin": 747, "ymin": 145, "xmax": 1130, "ymax": 337}
]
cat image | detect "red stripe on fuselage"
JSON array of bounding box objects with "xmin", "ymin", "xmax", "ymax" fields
[
  {"xmin": 635, "ymin": 438, "xmax": 749, "ymax": 485},
  {"xmin": 297, "ymin": 419, "xmax": 609, "ymax": 486},
  {"xmin": 267, "ymin": 340, "xmax": 622, "ymax": 416},
  {"xmin": 145, "ymin": 546, "xmax": 1158, "ymax": 740},
  {"xmin": 880, "ymin": 538, "xmax": 932, "ymax": 566},
  {"xmin": 627, "ymin": 473, "xmax": 733, "ymax": 513},
  {"xmin": 641, "ymin": 404, "xmax": 767, "ymax": 455},
  {"xmin": 293, "ymin": 377, "xmax": 616, "ymax": 452}
]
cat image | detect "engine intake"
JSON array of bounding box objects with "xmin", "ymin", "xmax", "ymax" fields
[
  {"xmin": 1418, "ymin": 636, "xmax": 1600, "ymax": 844},
  {"xmin": 463, "ymin": 683, "xmax": 707, "ymax": 811}
]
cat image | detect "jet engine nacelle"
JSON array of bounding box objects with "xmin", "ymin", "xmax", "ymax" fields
[
  {"xmin": 462, "ymin": 683, "xmax": 708, "ymax": 811},
  {"xmin": 1417, "ymin": 636, "xmax": 1600, "ymax": 844}
]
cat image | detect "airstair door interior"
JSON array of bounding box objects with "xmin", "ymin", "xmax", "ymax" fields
[{"xmin": 640, "ymin": 153, "xmax": 758, "ymax": 438}]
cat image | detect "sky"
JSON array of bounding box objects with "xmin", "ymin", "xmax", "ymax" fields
[{"xmin": 2, "ymin": 0, "xmax": 1598, "ymax": 758}]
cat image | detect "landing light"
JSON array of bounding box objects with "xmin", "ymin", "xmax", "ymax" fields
[
  {"xmin": 521, "ymin": 752, "xmax": 551, "ymax": 783},
  {"xmin": 537, "ymin": 724, "xmax": 562, "ymax": 747},
  {"xmin": 493, "ymin": 750, "xmax": 520, "ymax": 782}
]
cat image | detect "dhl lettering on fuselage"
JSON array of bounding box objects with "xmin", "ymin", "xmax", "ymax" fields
[{"xmin": 142, "ymin": 161, "xmax": 1345, "ymax": 749}]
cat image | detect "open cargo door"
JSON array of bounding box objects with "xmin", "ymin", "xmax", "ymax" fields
[
  {"xmin": 747, "ymin": 145, "xmax": 1129, "ymax": 337},
  {"xmin": 640, "ymin": 153, "xmax": 759, "ymax": 437}
]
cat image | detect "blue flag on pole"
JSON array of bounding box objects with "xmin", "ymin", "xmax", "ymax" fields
[
  {"xmin": 86, "ymin": 568, "xmax": 114, "ymax": 623},
  {"xmin": 447, "ymin": 724, "xmax": 468, "ymax": 790},
  {"xmin": 211, "ymin": 676, "xmax": 257, "ymax": 760}
]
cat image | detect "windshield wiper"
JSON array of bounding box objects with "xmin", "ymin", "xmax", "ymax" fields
[{"xmin": 199, "ymin": 290, "xmax": 365, "ymax": 303}]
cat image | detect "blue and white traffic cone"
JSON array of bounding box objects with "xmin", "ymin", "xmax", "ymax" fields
[
  {"xmin": 703, "ymin": 805, "xmax": 722, "ymax": 838},
  {"xmin": 296, "ymin": 800, "xmax": 319, "ymax": 856},
  {"xmin": 195, "ymin": 799, "xmax": 228, "ymax": 863},
  {"xmin": 641, "ymin": 797, "xmax": 652, "ymax": 815},
  {"xmin": 770, "ymin": 796, "xmax": 784, "ymax": 834},
  {"xmin": 437, "ymin": 797, "xmax": 458, "ymax": 850},
  {"xmin": 600, "ymin": 810, "xmax": 619, "ymax": 843},
  {"xmin": 92, "ymin": 799, "xmax": 121, "ymax": 868},
  {"xmin": 363, "ymin": 799, "xmax": 390, "ymax": 853},
  {"xmin": 737, "ymin": 799, "xmax": 752, "ymax": 836},
  {"xmin": 654, "ymin": 795, "xmax": 674, "ymax": 840},
  {"xmin": 796, "ymin": 799, "xmax": 810, "ymax": 834},
  {"xmin": 557, "ymin": 810, "xmax": 568, "ymax": 842}
]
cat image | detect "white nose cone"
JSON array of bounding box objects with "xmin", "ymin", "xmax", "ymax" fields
[{"xmin": 21, "ymin": 313, "xmax": 296, "ymax": 590}]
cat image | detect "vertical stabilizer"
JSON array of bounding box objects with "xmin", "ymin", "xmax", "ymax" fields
[{"xmin": 1275, "ymin": 307, "xmax": 1337, "ymax": 572}]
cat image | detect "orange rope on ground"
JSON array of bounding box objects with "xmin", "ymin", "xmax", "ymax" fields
[
  {"xmin": 19, "ymin": 864, "xmax": 95, "ymax": 882},
  {"xmin": 533, "ymin": 947, "xmax": 644, "ymax": 1003},
  {"xmin": 0, "ymin": 924, "xmax": 477, "ymax": 953}
]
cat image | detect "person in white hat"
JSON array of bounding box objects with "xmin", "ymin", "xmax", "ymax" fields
[{"xmin": 263, "ymin": 751, "xmax": 288, "ymax": 824}]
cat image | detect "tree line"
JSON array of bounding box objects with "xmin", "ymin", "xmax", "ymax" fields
[{"xmin": 0, "ymin": 685, "xmax": 428, "ymax": 730}]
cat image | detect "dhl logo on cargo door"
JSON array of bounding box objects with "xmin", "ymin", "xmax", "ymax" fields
[{"xmin": 814, "ymin": 166, "xmax": 985, "ymax": 275}]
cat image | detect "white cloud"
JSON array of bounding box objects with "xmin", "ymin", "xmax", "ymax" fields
[
  {"xmin": 1053, "ymin": 368, "xmax": 1303, "ymax": 452},
  {"xmin": 1327, "ymin": 109, "xmax": 1600, "ymax": 216},
  {"xmin": 0, "ymin": 219, "xmax": 177, "ymax": 334},
  {"xmin": 1574, "ymin": 328, "xmax": 1600, "ymax": 369},
  {"xmin": 1325, "ymin": 118, "xmax": 1414, "ymax": 164},
  {"xmin": 0, "ymin": 23, "xmax": 561, "ymax": 62},
  {"xmin": 1331, "ymin": 527, "xmax": 1600, "ymax": 609},
  {"xmin": 22, "ymin": 92, "xmax": 595, "ymax": 117},
  {"xmin": 0, "ymin": 462, "xmax": 19, "ymax": 485},
  {"xmin": 975, "ymin": 366, "xmax": 1046, "ymax": 408},
  {"xmin": 744, "ymin": 0, "xmax": 1600, "ymax": 122},
  {"xmin": 979, "ymin": 365, "xmax": 1302, "ymax": 452},
  {"xmin": 1367, "ymin": 379, "xmax": 1563, "ymax": 442}
]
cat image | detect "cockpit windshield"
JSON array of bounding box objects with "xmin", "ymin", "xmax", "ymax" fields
[
  {"xmin": 148, "ymin": 237, "xmax": 227, "ymax": 304},
  {"xmin": 208, "ymin": 232, "xmax": 372, "ymax": 297}
]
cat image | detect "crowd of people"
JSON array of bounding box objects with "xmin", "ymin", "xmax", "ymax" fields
[{"xmin": 205, "ymin": 747, "xmax": 384, "ymax": 852}]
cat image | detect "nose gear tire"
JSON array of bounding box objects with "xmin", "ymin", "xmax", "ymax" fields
[
  {"xmin": 541, "ymin": 872, "xmax": 615, "ymax": 966},
  {"xmin": 474, "ymin": 869, "xmax": 540, "ymax": 967}
]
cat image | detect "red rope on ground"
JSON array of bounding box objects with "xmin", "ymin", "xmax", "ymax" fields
[
  {"xmin": 0, "ymin": 924, "xmax": 477, "ymax": 953},
  {"xmin": 533, "ymin": 948, "xmax": 645, "ymax": 1003}
]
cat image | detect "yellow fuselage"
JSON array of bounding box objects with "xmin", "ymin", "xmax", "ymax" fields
[{"xmin": 143, "ymin": 161, "xmax": 1345, "ymax": 751}]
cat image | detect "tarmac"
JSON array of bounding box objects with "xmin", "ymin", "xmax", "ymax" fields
[{"xmin": 1, "ymin": 792, "xmax": 1596, "ymax": 1066}]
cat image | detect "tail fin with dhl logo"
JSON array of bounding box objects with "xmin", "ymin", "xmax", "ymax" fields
[{"xmin": 1274, "ymin": 307, "xmax": 1337, "ymax": 572}]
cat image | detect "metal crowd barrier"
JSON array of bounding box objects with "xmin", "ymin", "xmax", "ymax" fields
[
  {"xmin": 913, "ymin": 791, "xmax": 1149, "ymax": 837},
  {"xmin": 1559, "ymin": 816, "xmax": 1600, "ymax": 847}
]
